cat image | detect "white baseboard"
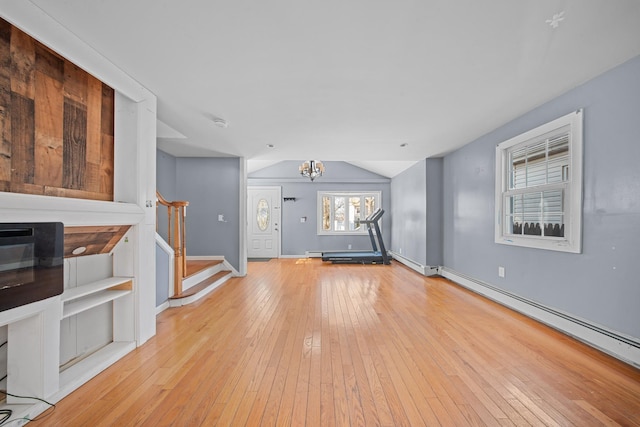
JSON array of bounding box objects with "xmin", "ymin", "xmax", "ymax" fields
[
  {"xmin": 155, "ymin": 301, "xmax": 170, "ymax": 315},
  {"xmin": 389, "ymin": 251, "xmax": 439, "ymax": 276},
  {"xmin": 440, "ymin": 267, "xmax": 640, "ymax": 369}
]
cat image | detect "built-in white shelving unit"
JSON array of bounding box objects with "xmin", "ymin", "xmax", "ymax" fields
[
  {"xmin": 61, "ymin": 277, "xmax": 133, "ymax": 319},
  {"xmin": 0, "ymin": 3, "xmax": 157, "ymax": 424}
]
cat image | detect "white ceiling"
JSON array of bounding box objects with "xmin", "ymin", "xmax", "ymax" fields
[{"xmin": 29, "ymin": 0, "xmax": 640, "ymax": 177}]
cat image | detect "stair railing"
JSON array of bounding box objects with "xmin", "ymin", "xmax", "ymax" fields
[{"xmin": 156, "ymin": 191, "xmax": 189, "ymax": 295}]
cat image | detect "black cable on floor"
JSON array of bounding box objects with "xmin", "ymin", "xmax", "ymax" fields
[{"xmin": 0, "ymin": 390, "xmax": 56, "ymax": 425}]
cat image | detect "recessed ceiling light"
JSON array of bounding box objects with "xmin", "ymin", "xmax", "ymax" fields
[{"xmin": 72, "ymin": 246, "xmax": 87, "ymax": 255}]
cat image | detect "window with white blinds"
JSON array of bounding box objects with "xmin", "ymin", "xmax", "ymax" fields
[{"xmin": 495, "ymin": 110, "xmax": 583, "ymax": 253}]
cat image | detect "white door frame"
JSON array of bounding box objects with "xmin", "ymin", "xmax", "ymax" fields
[{"xmin": 247, "ymin": 186, "xmax": 281, "ymax": 258}]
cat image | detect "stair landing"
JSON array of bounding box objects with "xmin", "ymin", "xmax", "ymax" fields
[
  {"xmin": 169, "ymin": 259, "xmax": 233, "ymax": 306},
  {"xmin": 186, "ymin": 259, "xmax": 223, "ymax": 277}
]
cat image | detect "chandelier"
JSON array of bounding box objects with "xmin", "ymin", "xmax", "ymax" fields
[{"xmin": 299, "ymin": 160, "xmax": 325, "ymax": 181}]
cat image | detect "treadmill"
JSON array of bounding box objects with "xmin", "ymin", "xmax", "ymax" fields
[{"xmin": 321, "ymin": 208, "xmax": 390, "ymax": 265}]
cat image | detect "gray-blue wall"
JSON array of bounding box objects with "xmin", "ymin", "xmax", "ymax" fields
[
  {"xmin": 156, "ymin": 150, "xmax": 178, "ymax": 243},
  {"xmin": 249, "ymin": 161, "xmax": 391, "ymax": 255},
  {"xmin": 391, "ymin": 160, "xmax": 427, "ymax": 264},
  {"xmin": 391, "ymin": 158, "xmax": 443, "ymax": 266},
  {"xmin": 443, "ymin": 55, "xmax": 640, "ymax": 339},
  {"xmin": 425, "ymin": 158, "xmax": 443, "ymax": 266},
  {"xmin": 157, "ymin": 150, "xmax": 177, "ymax": 200},
  {"xmin": 174, "ymin": 157, "xmax": 241, "ymax": 270}
]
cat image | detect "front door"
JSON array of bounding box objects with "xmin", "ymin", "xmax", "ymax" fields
[{"xmin": 247, "ymin": 186, "xmax": 281, "ymax": 258}]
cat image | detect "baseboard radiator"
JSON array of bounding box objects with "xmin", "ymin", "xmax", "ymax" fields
[
  {"xmin": 440, "ymin": 267, "xmax": 640, "ymax": 368},
  {"xmin": 389, "ymin": 251, "xmax": 439, "ymax": 276}
]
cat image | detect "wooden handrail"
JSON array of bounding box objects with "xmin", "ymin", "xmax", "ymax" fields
[{"xmin": 156, "ymin": 191, "xmax": 189, "ymax": 295}]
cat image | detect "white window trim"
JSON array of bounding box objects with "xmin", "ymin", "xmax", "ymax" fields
[
  {"xmin": 317, "ymin": 191, "xmax": 381, "ymax": 235},
  {"xmin": 495, "ymin": 109, "xmax": 583, "ymax": 253}
]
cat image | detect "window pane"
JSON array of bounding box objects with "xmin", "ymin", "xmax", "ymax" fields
[
  {"xmin": 542, "ymin": 215, "xmax": 564, "ymax": 237},
  {"xmin": 547, "ymin": 134, "xmax": 569, "ymax": 184},
  {"xmin": 510, "ymin": 145, "xmax": 528, "ymax": 189},
  {"xmin": 349, "ymin": 197, "xmax": 361, "ymax": 230},
  {"xmin": 506, "ymin": 194, "xmax": 523, "ymax": 235},
  {"xmin": 365, "ymin": 196, "xmax": 376, "ymax": 218},
  {"xmin": 522, "ymin": 192, "xmax": 542, "ymax": 235},
  {"xmin": 510, "ymin": 133, "xmax": 570, "ymax": 189},
  {"xmin": 318, "ymin": 191, "xmax": 381, "ymax": 235},
  {"xmin": 542, "ymin": 189, "xmax": 563, "ymax": 215},
  {"xmin": 505, "ymin": 215, "xmax": 517, "ymax": 235},
  {"xmin": 522, "ymin": 214, "xmax": 542, "ymax": 235},
  {"xmin": 510, "ymin": 140, "xmax": 547, "ymax": 189},
  {"xmin": 523, "ymin": 192, "xmax": 541, "ymax": 214},
  {"xmin": 334, "ymin": 197, "xmax": 345, "ymax": 231},
  {"xmin": 322, "ymin": 196, "xmax": 331, "ymax": 231}
]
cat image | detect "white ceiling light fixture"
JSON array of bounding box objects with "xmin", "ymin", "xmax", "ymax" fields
[
  {"xmin": 546, "ymin": 11, "xmax": 565, "ymax": 29},
  {"xmin": 299, "ymin": 160, "xmax": 325, "ymax": 181},
  {"xmin": 211, "ymin": 115, "xmax": 228, "ymax": 128}
]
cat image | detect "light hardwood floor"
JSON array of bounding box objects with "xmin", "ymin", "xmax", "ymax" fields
[{"xmin": 41, "ymin": 259, "xmax": 640, "ymax": 426}]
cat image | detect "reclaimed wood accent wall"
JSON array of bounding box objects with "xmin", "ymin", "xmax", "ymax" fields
[
  {"xmin": 64, "ymin": 225, "xmax": 131, "ymax": 258},
  {"xmin": 0, "ymin": 18, "xmax": 115, "ymax": 201}
]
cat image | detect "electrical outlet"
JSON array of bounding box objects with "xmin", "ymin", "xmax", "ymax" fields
[
  {"xmin": 498, "ymin": 266, "xmax": 505, "ymax": 278},
  {"xmin": 348, "ymin": 244, "xmax": 352, "ymax": 250}
]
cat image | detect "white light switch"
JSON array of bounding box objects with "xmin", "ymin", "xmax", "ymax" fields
[{"xmin": 218, "ymin": 214, "xmax": 224, "ymax": 222}]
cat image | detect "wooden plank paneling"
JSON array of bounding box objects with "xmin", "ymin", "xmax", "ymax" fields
[
  {"xmin": 62, "ymin": 97, "xmax": 87, "ymax": 189},
  {"xmin": 63, "ymin": 225, "xmax": 131, "ymax": 258},
  {"xmin": 9, "ymin": 182, "xmax": 43, "ymax": 195},
  {"xmin": 63, "ymin": 61, "xmax": 87, "ymax": 104},
  {"xmin": 0, "ymin": 97, "xmax": 10, "ymax": 184},
  {"xmin": 35, "ymin": 43, "xmax": 64, "ymax": 82},
  {"xmin": 101, "ymin": 84, "xmax": 114, "ymax": 137},
  {"xmin": 44, "ymin": 186, "xmax": 111, "ymax": 201},
  {"xmin": 9, "ymin": 26, "xmax": 35, "ymax": 99},
  {"xmin": 85, "ymin": 74, "xmax": 102, "ymax": 193},
  {"xmin": 100, "ymin": 134, "xmax": 114, "ymax": 195},
  {"xmin": 34, "ymin": 70, "xmax": 63, "ymax": 187},
  {"xmin": 0, "ymin": 20, "xmax": 11, "ymax": 185},
  {"xmin": 0, "ymin": 29, "xmax": 11, "ymax": 193},
  {"xmin": 86, "ymin": 75, "xmax": 102, "ymax": 164},
  {"xmin": 10, "ymin": 92, "xmax": 34, "ymax": 184},
  {"xmin": 0, "ymin": 17, "xmax": 115, "ymax": 201},
  {"xmin": 0, "ymin": 23, "xmax": 10, "ymax": 191}
]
